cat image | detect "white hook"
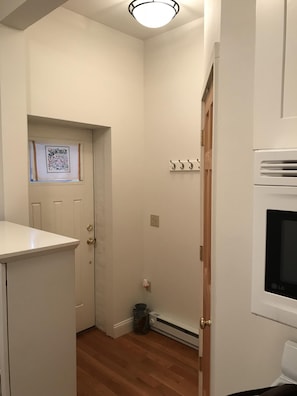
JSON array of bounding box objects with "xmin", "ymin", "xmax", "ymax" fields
[
  {"xmin": 188, "ymin": 159, "xmax": 193, "ymax": 169},
  {"xmin": 170, "ymin": 160, "xmax": 176, "ymax": 170}
]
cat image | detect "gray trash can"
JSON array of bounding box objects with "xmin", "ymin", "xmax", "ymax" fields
[{"xmin": 133, "ymin": 303, "xmax": 149, "ymax": 334}]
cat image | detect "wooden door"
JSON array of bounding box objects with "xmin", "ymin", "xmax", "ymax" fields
[
  {"xmin": 199, "ymin": 71, "xmax": 213, "ymax": 396},
  {"xmin": 28, "ymin": 121, "xmax": 95, "ymax": 333}
]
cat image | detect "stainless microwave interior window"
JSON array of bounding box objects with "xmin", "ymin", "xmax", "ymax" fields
[
  {"xmin": 265, "ymin": 209, "xmax": 297, "ymax": 300},
  {"xmin": 281, "ymin": 219, "xmax": 297, "ymax": 285}
]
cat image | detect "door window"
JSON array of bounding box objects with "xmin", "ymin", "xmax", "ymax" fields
[{"xmin": 29, "ymin": 140, "xmax": 82, "ymax": 182}]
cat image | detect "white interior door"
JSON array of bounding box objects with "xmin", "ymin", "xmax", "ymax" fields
[{"xmin": 28, "ymin": 121, "xmax": 95, "ymax": 333}]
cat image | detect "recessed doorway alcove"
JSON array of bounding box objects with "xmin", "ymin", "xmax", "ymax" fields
[{"xmin": 27, "ymin": 114, "xmax": 113, "ymax": 335}]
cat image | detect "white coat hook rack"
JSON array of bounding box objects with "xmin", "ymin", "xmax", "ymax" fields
[{"xmin": 169, "ymin": 158, "xmax": 200, "ymax": 172}]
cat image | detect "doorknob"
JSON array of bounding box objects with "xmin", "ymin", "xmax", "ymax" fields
[
  {"xmin": 86, "ymin": 238, "xmax": 96, "ymax": 246},
  {"xmin": 200, "ymin": 317, "xmax": 212, "ymax": 329}
]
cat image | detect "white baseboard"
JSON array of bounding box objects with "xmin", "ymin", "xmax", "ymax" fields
[{"xmin": 113, "ymin": 317, "xmax": 133, "ymax": 338}]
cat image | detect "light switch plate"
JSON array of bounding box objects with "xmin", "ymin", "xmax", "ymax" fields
[{"xmin": 150, "ymin": 214, "xmax": 159, "ymax": 227}]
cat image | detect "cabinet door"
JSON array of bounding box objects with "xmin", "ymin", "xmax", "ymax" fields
[
  {"xmin": 0, "ymin": 264, "xmax": 10, "ymax": 396},
  {"xmin": 254, "ymin": 0, "xmax": 297, "ymax": 148},
  {"xmin": 6, "ymin": 251, "xmax": 76, "ymax": 396}
]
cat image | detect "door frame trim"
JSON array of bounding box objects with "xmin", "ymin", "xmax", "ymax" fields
[
  {"xmin": 27, "ymin": 115, "xmax": 113, "ymax": 336},
  {"xmin": 199, "ymin": 42, "xmax": 220, "ymax": 396}
]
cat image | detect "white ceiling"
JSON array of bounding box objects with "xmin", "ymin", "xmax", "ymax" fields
[{"xmin": 63, "ymin": 0, "xmax": 204, "ymax": 40}]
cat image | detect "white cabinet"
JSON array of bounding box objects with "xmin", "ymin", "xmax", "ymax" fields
[
  {"xmin": 254, "ymin": 0, "xmax": 297, "ymax": 148},
  {"xmin": 0, "ymin": 222, "xmax": 79, "ymax": 396}
]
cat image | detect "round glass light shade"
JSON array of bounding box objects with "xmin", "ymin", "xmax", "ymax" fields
[{"xmin": 128, "ymin": 0, "xmax": 180, "ymax": 29}]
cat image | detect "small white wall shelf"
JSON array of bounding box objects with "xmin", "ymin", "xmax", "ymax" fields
[{"xmin": 169, "ymin": 159, "xmax": 200, "ymax": 172}]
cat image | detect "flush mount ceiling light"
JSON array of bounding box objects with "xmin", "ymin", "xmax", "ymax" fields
[{"xmin": 128, "ymin": 0, "xmax": 180, "ymax": 29}]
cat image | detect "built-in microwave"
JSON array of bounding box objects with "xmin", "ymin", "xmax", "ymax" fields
[{"xmin": 252, "ymin": 149, "xmax": 297, "ymax": 328}]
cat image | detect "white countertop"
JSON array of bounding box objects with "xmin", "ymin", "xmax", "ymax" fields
[{"xmin": 0, "ymin": 221, "xmax": 79, "ymax": 261}]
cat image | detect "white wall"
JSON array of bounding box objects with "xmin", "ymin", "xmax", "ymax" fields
[
  {"xmin": 143, "ymin": 19, "xmax": 204, "ymax": 330},
  {"xmin": 204, "ymin": 0, "xmax": 221, "ymax": 71},
  {"xmin": 24, "ymin": 7, "xmax": 206, "ymax": 336},
  {"xmin": 25, "ymin": 7, "xmax": 145, "ymax": 336},
  {"xmin": 0, "ymin": 7, "xmax": 204, "ymax": 338},
  {"xmin": 210, "ymin": 1, "xmax": 297, "ymax": 395},
  {"xmin": 0, "ymin": 26, "xmax": 29, "ymax": 225}
]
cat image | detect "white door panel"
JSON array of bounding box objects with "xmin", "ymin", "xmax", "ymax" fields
[
  {"xmin": 254, "ymin": 0, "xmax": 297, "ymax": 148},
  {"xmin": 28, "ymin": 123, "xmax": 95, "ymax": 332}
]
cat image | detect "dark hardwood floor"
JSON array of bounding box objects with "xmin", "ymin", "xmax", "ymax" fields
[{"xmin": 77, "ymin": 327, "xmax": 198, "ymax": 396}]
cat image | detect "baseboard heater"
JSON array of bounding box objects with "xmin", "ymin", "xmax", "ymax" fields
[{"xmin": 149, "ymin": 312, "xmax": 199, "ymax": 349}]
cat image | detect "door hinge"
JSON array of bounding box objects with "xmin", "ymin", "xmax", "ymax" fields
[
  {"xmin": 201, "ymin": 129, "xmax": 204, "ymax": 147},
  {"xmin": 200, "ymin": 245, "xmax": 204, "ymax": 261}
]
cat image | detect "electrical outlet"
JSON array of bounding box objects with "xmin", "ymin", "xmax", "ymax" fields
[{"xmin": 150, "ymin": 214, "xmax": 159, "ymax": 227}]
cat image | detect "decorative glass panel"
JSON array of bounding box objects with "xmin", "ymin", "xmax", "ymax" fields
[{"xmin": 29, "ymin": 140, "xmax": 82, "ymax": 182}]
